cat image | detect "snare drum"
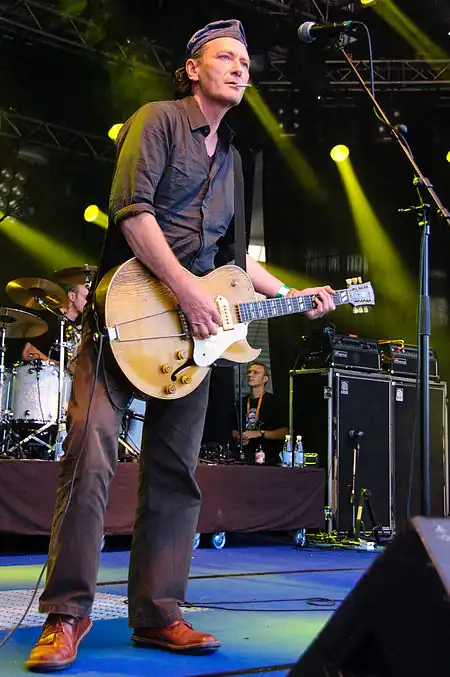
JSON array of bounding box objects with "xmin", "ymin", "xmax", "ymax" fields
[
  {"xmin": 11, "ymin": 362, "xmax": 72, "ymax": 423},
  {"xmin": 0, "ymin": 368, "xmax": 12, "ymax": 417}
]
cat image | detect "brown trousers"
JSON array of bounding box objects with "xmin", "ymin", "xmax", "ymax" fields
[{"xmin": 38, "ymin": 331, "xmax": 210, "ymax": 627}]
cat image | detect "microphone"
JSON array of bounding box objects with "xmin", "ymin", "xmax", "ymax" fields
[
  {"xmin": 298, "ymin": 20, "xmax": 355, "ymax": 44},
  {"xmin": 349, "ymin": 429, "xmax": 364, "ymax": 440}
]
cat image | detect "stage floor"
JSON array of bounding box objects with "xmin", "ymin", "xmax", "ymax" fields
[{"xmin": 0, "ymin": 537, "xmax": 379, "ymax": 676}]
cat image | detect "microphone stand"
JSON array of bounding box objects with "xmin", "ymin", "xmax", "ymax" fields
[{"xmin": 335, "ymin": 40, "xmax": 450, "ymax": 516}]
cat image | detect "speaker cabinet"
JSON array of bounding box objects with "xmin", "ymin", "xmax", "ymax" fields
[
  {"xmin": 392, "ymin": 377, "xmax": 448, "ymax": 527},
  {"xmin": 290, "ymin": 369, "xmax": 393, "ymax": 534},
  {"xmin": 289, "ymin": 517, "xmax": 450, "ymax": 677}
]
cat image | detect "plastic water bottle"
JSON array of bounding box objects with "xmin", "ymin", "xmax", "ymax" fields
[
  {"xmin": 280, "ymin": 434, "xmax": 292, "ymax": 467},
  {"xmin": 54, "ymin": 424, "xmax": 67, "ymax": 461},
  {"xmin": 254, "ymin": 442, "xmax": 265, "ymax": 465},
  {"xmin": 294, "ymin": 435, "xmax": 304, "ymax": 467}
]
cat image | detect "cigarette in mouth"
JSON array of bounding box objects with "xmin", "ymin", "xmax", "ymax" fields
[{"xmin": 231, "ymin": 83, "xmax": 252, "ymax": 88}]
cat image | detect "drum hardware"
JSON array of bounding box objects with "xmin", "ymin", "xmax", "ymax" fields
[
  {"xmin": 5, "ymin": 419, "xmax": 55, "ymax": 457},
  {"xmin": 118, "ymin": 436, "xmax": 140, "ymax": 461},
  {"xmin": 118, "ymin": 406, "xmax": 142, "ymax": 461}
]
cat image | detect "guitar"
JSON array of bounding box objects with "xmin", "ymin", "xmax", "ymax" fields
[{"xmin": 95, "ymin": 258, "xmax": 375, "ymax": 400}]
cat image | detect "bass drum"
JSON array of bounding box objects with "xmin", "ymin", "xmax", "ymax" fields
[{"xmin": 11, "ymin": 362, "xmax": 72, "ymax": 423}]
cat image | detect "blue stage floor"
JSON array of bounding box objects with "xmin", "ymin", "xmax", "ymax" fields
[{"xmin": 0, "ymin": 540, "xmax": 379, "ymax": 676}]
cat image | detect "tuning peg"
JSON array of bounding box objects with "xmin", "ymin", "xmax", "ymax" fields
[
  {"xmin": 357, "ymin": 276, "xmax": 362, "ymax": 284},
  {"xmin": 346, "ymin": 278, "xmax": 353, "ymax": 286},
  {"xmin": 353, "ymin": 307, "xmax": 358, "ymax": 314},
  {"xmin": 352, "ymin": 277, "xmax": 357, "ymax": 284},
  {"xmin": 364, "ymin": 306, "xmax": 369, "ymax": 313}
]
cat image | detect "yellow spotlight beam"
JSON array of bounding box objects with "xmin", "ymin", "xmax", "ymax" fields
[
  {"xmin": 84, "ymin": 205, "xmax": 108, "ymax": 229},
  {"xmin": 334, "ymin": 157, "xmax": 416, "ymax": 317},
  {"xmin": 264, "ymin": 264, "xmax": 323, "ymax": 292},
  {"xmin": 0, "ymin": 216, "xmax": 88, "ymax": 270},
  {"xmin": 245, "ymin": 86, "xmax": 325, "ymax": 201},
  {"xmin": 371, "ymin": 0, "xmax": 448, "ymax": 68}
]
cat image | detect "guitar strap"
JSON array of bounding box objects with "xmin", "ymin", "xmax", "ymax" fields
[{"xmin": 232, "ymin": 146, "xmax": 247, "ymax": 272}]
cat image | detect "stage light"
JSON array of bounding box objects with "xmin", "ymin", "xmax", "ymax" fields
[
  {"xmin": 0, "ymin": 167, "xmax": 29, "ymax": 218},
  {"xmin": 108, "ymin": 123, "xmax": 123, "ymax": 141},
  {"xmin": 14, "ymin": 171, "xmax": 26, "ymax": 184},
  {"xmin": 84, "ymin": 204, "xmax": 108, "ymax": 229},
  {"xmin": 330, "ymin": 145, "xmax": 350, "ymax": 163},
  {"xmin": 446, "ymin": 150, "xmax": 450, "ymax": 163},
  {"xmin": 245, "ymin": 85, "xmax": 324, "ymax": 200},
  {"xmin": 11, "ymin": 185, "xmax": 24, "ymax": 199}
]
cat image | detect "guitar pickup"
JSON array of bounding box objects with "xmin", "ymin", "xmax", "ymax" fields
[{"xmin": 215, "ymin": 295, "xmax": 234, "ymax": 331}]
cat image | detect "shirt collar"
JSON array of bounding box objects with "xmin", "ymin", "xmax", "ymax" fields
[{"xmin": 181, "ymin": 96, "xmax": 234, "ymax": 144}]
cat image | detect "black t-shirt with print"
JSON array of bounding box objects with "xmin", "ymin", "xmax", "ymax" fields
[{"xmin": 233, "ymin": 392, "xmax": 287, "ymax": 465}]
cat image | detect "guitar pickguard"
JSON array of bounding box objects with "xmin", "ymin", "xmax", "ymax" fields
[{"xmin": 193, "ymin": 323, "xmax": 249, "ymax": 367}]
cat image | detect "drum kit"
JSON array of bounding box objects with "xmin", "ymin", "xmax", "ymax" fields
[{"xmin": 0, "ymin": 265, "xmax": 96, "ymax": 459}]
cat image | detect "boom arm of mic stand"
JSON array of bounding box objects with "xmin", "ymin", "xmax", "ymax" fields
[{"xmin": 336, "ymin": 44, "xmax": 450, "ymax": 225}]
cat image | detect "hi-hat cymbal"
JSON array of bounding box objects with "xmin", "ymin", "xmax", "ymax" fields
[
  {"xmin": 0, "ymin": 307, "xmax": 48, "ymax": 339},
  {"xmin": 53, "ymin": 264, "xmax": 97, "ymax": 286},
  {"xmin": 6, "ymin": 277, "xmax": 68, "ymax": 310}
]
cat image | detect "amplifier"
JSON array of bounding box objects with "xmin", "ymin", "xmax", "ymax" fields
[
  {"xmin": 380, "ymin": 343, "xmax": 439, "ymax": 380},
  {"xmin": 299, "ymin": 332, "xmax": 380, "ymax": 373},
  {"xmin": 289, "ymin": 369, "xmax": 393, "ymax": 533}
]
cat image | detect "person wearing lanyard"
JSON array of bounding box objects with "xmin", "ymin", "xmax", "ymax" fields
[{"xmin": 232, "ymin": 362, "xmax": 288, "ymax": 465}]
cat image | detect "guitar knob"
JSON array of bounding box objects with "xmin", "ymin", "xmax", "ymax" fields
[
  {"xmin": 161, "ymin": 364, "xmax": 173, "ymax": 374},
  {"xmin": 176, "ymin": 350, "xmax": 187, "ymax": 360},
  {"xmin": 181, "ymin": 374, "xmax": 192, "ymax": 385},
  {"xmin": 165, "ymin": 384, "xmax": 176, "ymax": 395}
]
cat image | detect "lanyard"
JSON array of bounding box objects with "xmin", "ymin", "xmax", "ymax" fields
[{"xmin": 247, "ymin": 393, "xmax": 264, "ymax": 422}]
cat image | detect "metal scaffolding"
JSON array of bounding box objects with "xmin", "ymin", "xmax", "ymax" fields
[
  {"xmin": 221, "ymin": 0, "xmax": 295, "ymax": 14},
  {"xmin": 258, "ymin": 58, "xmax": 450, "ymax": 94},
  {"xmin": 0, "ymin": 0, "xmax": 171, "ymax": 75},
  {"xmin": 0, "ymin": 110, "xmax": 114, "ymax": 163}
]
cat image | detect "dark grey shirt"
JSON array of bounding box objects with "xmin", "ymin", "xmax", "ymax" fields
[{"xmin": 97, "ymin": 96, "xmax": 238, "ymax": 282}]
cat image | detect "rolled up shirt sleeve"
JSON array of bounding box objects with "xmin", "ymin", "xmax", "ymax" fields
[{"xmin": 109, "ymin": 102, "xmax": 172, "ymax": 224}]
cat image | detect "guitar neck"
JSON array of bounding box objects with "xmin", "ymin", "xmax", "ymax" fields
[{"xmin": 238, "ymin": 290, "xmax": 351, "ymax": 323}]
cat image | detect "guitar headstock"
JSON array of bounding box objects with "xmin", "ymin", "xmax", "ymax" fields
[{"xmin": 345, "ymin": 277, "xmax": 375, "ymax": 314}]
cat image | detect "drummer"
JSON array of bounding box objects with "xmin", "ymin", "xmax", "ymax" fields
[{"xmin": 22, "ymin": 284, "xmax": 88, "ymax": 364}]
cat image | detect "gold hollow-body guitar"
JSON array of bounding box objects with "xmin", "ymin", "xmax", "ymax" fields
[{"xmin": 95, "ymin": 258, "xmax": 375, "ymax": 400}]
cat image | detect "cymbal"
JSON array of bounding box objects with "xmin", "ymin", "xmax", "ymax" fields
[
  {"xmin": 53, "ymin": 264, "xmax": 97, "ymax": 286},
  {"xmin": 6, "ymin": 277, "xmax": 68, "ymax": 310},
  {"xmin": 0, "ymin": 307, "xmax": 48, "ymax": 339}
]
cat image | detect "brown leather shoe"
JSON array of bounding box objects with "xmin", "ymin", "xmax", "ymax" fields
[
  {"xmin": 25, "ymin": 614, "xmax": 93, "ymax": 672},
  {"xmin": 131, "ymin": 620, "xmax": 221, "ymax": 652}
]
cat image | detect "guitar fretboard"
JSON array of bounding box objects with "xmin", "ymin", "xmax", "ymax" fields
[{"xmin": 238, "ymin": 290, "xmax": 350, "ymax": 323}]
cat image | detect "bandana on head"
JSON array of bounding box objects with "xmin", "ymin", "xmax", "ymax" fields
[{"xmin": 186, "ymin": 19, "xmax": 248, "ymax": 59}]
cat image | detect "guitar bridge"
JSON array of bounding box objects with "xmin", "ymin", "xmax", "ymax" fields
[{"xmin": 178, "ymin": 308, "xmax": 192, "ymax": 340}]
